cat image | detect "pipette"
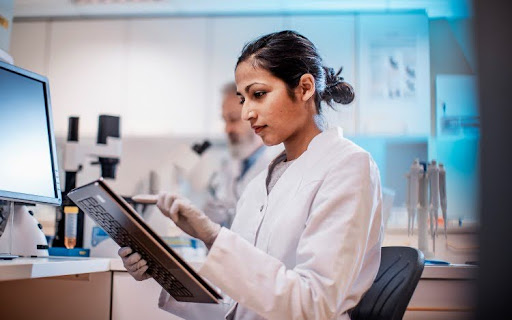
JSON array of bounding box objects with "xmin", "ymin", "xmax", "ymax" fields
[
  {"xmin": 132, "ymin": 194, "xmax": 158, "ymax": 204},
  {"xmin": 428, "ymin": 160, "xmax": 440, "ymax": 253},
  {"xmin": 439, "ymin": 164, "xmax": 447, "ymax": 238},
  {"xmin": 407, "ymin": 159, "xmax": 422, "ymax": 236},
  {"xmin": 417, "ymin": 162, "xmax": 430, "ymax": 256}
]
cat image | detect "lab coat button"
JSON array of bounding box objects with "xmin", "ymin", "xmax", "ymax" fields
[{"xmin": 259, "ymin": 205, "xmax": 264, "ymax": 212}]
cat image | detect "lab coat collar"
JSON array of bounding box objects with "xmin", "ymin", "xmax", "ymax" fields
[
  {"xmin": 263, "ymin": 127, "xmax": 344, "ymax": 199},
  {"xmin": 296, "ymin": 126, "xmax": 345, "ymax": 176},
  {"xmin": 306, "ymin": 127, "xmax": 344, "ymax": 153},
  {"xmin": 266, "ymin": 126, "xmax": 344, "ymax": 170},
  {"xmin": 270, "ymin": 127, "xmax": 344, "ymax": 162}
]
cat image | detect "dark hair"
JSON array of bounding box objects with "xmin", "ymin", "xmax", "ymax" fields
[{"xmin": 236, "ymin": 30, "xmax": 354, "ymax": 114}]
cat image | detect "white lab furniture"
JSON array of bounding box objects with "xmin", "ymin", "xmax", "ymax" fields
[
  {"xmin": 405, "ymin": 265, "xmax": 477, "ymax": 320},
  {"xmin": 384, "ymin": 226, "xmax": 478, "ymax": 319},
  {"xmin": 0, "ymin": 257, "xmax": 112, "ymax": 320},
  {"xmin": 111, "ymin": 272, "xmax": 182, "ymax": 320},
  {"xmin": 110, "ymin": 258, "xmax": 195, "ymax": 320},
  {"xmin": 0, "ymin": 256, "xmax": 476, "ymax": 319},
  {"xmin": 0, "ymin": 256, "xmax": 110, "ymax": 281},
  {"xmin": 10, "ymin": 13, "xmax": 428, "ymax": 138},
  {"xmin": 110, "ymin": 260, "xmax": 476, "ymax": 320}
]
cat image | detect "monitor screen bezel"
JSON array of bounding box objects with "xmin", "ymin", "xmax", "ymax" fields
[{"xmin": 0, "ymin": 60, "xmax": 62, "ymax": 206}]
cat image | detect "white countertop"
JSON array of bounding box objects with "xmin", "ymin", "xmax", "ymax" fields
[
  {"xmin": 0, "ymin": 256, "xmax": 111, "ymax": 281},
  {"xmin": 110, "ymin": 257, "xmax": 204, "ymax": 272},
  {"xmin": 111, "ymin": 257, "xmax": 477, "ymax": 280},
  {"xmin": 421, "ymin": 264, "xmax": 477, "ymax": 279},
  {"xmin": 109, "ymin": 258, "xmax": 125, "ymax": 271},
  {"xmin": 1, "ymin": 256, "xmax": 477, "ymax": 282}
]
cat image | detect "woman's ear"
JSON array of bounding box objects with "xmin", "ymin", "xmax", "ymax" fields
[{"xmin": 297, "ymin": 74, "xmax": 316, "ymax": 102}]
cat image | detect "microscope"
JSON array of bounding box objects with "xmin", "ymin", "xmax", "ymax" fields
[
  {"xmin": 52, "ymin": 115, "xmax": 121, "ymax": 249},
  {"xmin": 0, "ymin": 202, "xmax": 50, "ymax": 258}
]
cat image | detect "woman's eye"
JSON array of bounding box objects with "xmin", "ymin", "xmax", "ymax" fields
[
  {"xmin": 239, "ymin": 97, "xmax": 245, "ymax": 105},
  {"xmin": 254, "ymin": 91, "xmax": 266, "ymax": 98}
]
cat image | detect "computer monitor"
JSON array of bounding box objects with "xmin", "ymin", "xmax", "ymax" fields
[{"xmin": 0, "ymin": 60, "xmax": 62, "ymax": 206}]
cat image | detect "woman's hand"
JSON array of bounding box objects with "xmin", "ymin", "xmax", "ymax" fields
[
  {"xmin": 118, "ymin": 247, "xmax": 151, "ymax": 281},
  {"xmin": 156, "ymin": 192, "xmax": 221, "ymax": 249}
]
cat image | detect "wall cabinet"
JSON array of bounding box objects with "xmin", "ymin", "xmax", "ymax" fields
[{"xmin": 10, "ymin": 13, "xmax": 429, "ymax": 137}]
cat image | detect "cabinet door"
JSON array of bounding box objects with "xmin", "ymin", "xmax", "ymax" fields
[
  {"xmin": 206, "ymin": 16, "xmax": 286, "ymax": 135},
  {"xmin": 0, "ymin": 272, "xmax": 111, "ymax": 320},
  {"xmin": 124, "ymin": 17, "xmax": 209, "ymax": 136},
  {"xmin": 405, "ymin": 278, "xmax": 477, "ymax": 320},
  {"xmin": 284, "ymin": 15, "xmax": 357, "ymax": 134},
  {"xmin": 43, "ymin": 17, "xmax": 210, "ymax": 137},
  {"xmin": 112, "ymin": 271, "xmax": 183, "ymax": 320},
  {"xmin": 48, "ymin": 19, "xmax": 127, "ymax": 137},
  {"xmin": 357, "ymin": 13, "xmax": 431, "ymax": 135}
]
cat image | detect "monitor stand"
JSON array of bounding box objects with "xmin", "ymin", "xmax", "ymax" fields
[{"xmin": 0, "ymin": 201, "xmax": 19, "ymax": 260}]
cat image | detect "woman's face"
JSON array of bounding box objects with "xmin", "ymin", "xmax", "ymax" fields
[{"xmin": 235, "ymin": 60, "xmax": 311, "ymax": 146}]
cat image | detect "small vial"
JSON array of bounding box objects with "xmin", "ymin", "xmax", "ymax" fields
[{"xmin": 64, "ymin": 206, "xmax": 79, "ymax": 249}]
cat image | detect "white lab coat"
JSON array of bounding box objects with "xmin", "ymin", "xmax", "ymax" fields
[
  {"xmin": 203, "ymin": 146, "xmax": 279, "ymax": 226},
  {"xmin": 159, "ymin": 127, "xmax": 383, "ymax": 320}
]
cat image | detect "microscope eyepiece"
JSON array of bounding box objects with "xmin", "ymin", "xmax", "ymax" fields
[
  {"xmin": 96, "ymin": 115, "xmax": 121, "ymax": 179},
  {"xmin": 98, "ymin": 157, "xmax": 119, "ymax": 179},
  {"xmin": 97, "ymin": 115, "xmax": 120, "ymax": 144}
]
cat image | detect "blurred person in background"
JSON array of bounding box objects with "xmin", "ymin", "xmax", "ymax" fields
[{"xmin": 203, "ymin": 82, "xmax": 278, "ymax": 227}]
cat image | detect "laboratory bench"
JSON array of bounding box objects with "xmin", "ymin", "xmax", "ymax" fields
[
  {"xmin": 382, "ymin": 229, "xmax": 478, "ymax": 319},
  {"xmin": 0, "ymin": 256, "xmax": 111, "ymax": 281},
  {"xmin": 405, "ymin": 264, "xmax": 477, "ymax": 320},
  {"xmin": 0, "ymin": 257, "xmax": 477, "ymax": 320},
  {"xmin": 0, "ymin": 256, "xmax": 113, "ymax": 320}
]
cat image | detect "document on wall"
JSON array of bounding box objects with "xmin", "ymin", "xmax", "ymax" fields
[{"xmin": 357, "ymin": 13, "xmax": 431, "ymax": 135}]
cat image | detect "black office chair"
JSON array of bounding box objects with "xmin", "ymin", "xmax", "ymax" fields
[{"xmin": 350, "ymin": 246, "xmax": 425, "ymax": 320}]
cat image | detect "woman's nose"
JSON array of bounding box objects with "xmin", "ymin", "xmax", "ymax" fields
[{"xmin": 241, "ymin": 103, "xmax": 255, "ymax": 121}]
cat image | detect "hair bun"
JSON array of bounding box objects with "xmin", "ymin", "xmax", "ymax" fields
[{"xmin": 321, "ymin": 66, "xmax": 355, "ymax": 105}]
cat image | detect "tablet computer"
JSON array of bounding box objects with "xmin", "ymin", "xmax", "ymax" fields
[{"xmin": 68, "ymin": 178, "xmax": 221, "ymax": 303}]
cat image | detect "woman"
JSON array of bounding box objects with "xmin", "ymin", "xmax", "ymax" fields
[{"xmin": 119, "ymin": 30, "xmax": 383, "ymax": 320}]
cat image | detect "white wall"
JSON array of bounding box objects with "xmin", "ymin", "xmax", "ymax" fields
[
  {"xmin": 10, "ymin": 13, "xmax": 430, "ymax": 139},
  {"xmin": 10, "ymin": 13, "xmax": 480, "ymax": 262},
  {"xmin": 285, "ymin": 15, "xmax": 357, "ymax": 133},
  {"xmin": 10, "ymin": 13, "xmax": 433, "ymax": 225}
]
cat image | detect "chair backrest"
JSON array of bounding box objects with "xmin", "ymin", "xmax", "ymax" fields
[{"xmin": 350, "ymin": 246, "xmax": 425, "ymax": 320}]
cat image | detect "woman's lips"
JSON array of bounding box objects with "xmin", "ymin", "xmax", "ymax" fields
[{"xmin": 253, "ymin": 125, "xmax": 266, "ymax": 134}]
